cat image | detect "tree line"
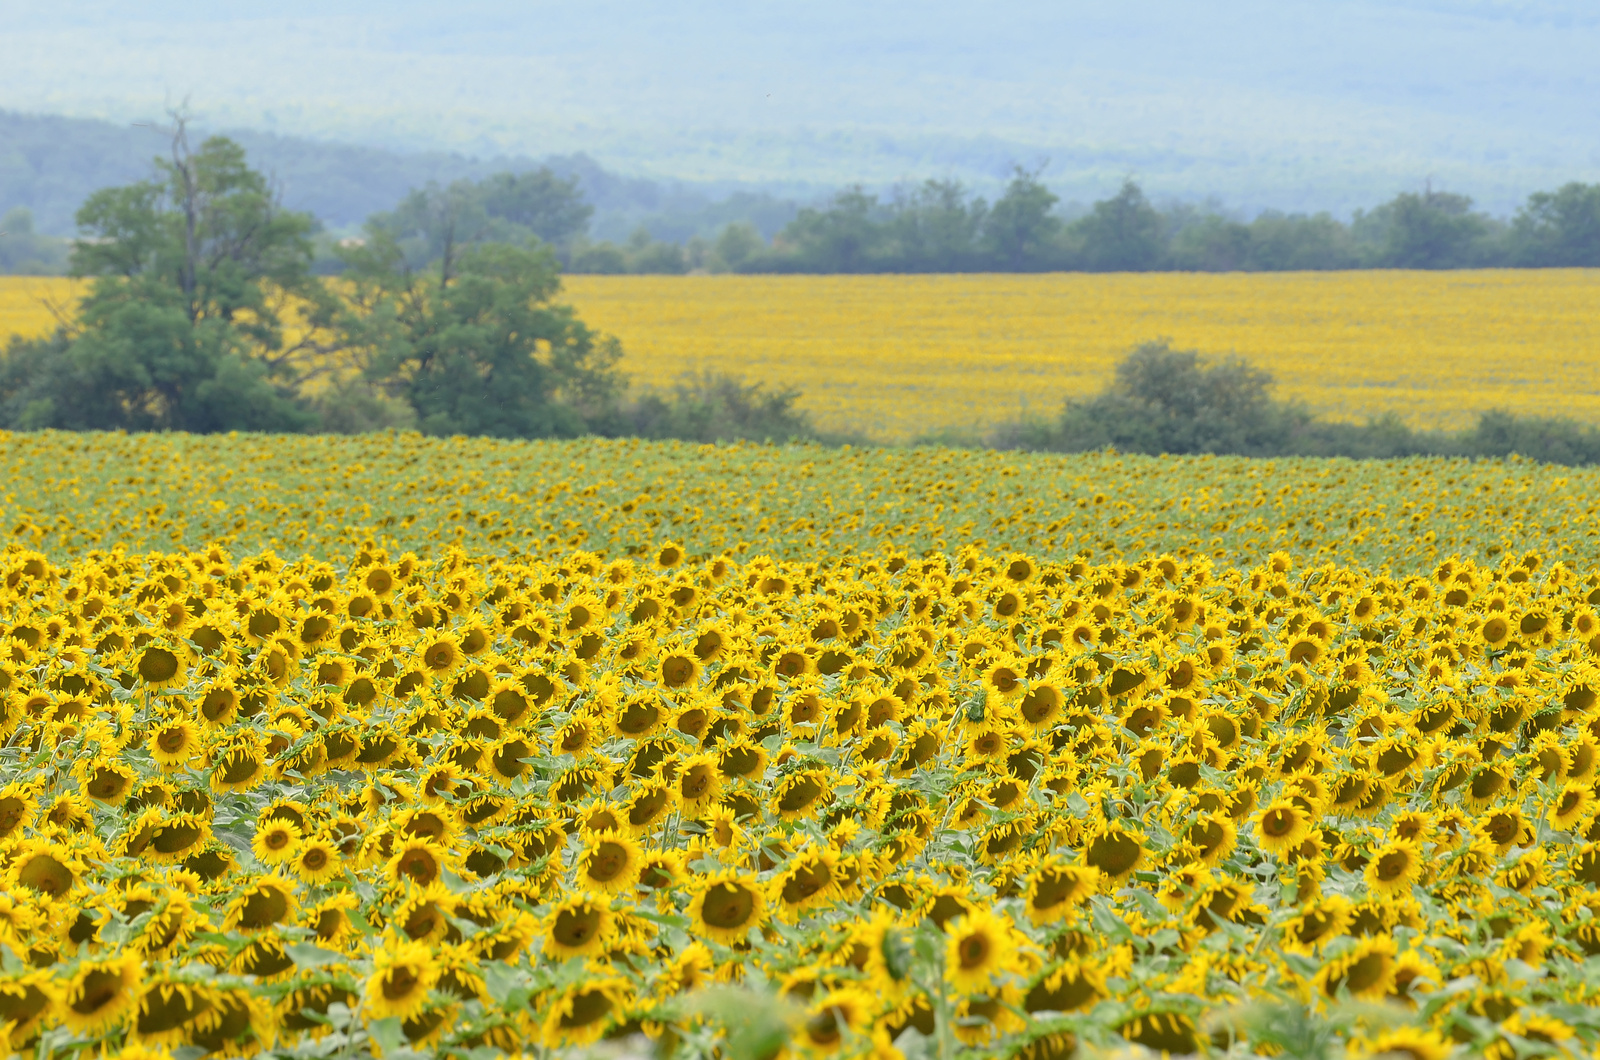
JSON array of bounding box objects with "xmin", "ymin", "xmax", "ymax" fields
[
  {"xmin": 334, "ymin": 167, "xmax": 1600, "ymax": 276},
  {"xmin": 706, "ymin": 172, "xmax": 1600, "ymax": 274},
  {"xmin": 5, "ymin": 127, "xmax": 1600, "ymax": 450},
  {"xmin": 0, "ymin": 124, "xmax": 810, "ymax": 441}
]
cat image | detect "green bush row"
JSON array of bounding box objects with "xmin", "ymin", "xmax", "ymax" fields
[{"xmin": 985, "ymin": 341, "xmax": 1600, "ymax": 465}]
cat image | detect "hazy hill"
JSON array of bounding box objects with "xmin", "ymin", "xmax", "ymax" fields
[
  {"xmin": 0, "ymin": 111, "xmax": 804, "ymax": 240},
  {"xmin": 3, "ymin": 0, "xmax": 1598, "ymax": 215}
]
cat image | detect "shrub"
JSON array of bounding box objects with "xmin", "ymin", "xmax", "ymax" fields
[
  {"xmin": 608, "ymin": 372, "xmax": 817, "ymax": 444},
  {"xmin": 1001, "ymin": 341, "xmax": 1600, "ymax": 465}
]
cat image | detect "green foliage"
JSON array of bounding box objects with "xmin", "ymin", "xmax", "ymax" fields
[
  {"xmin": 1000, "ymin": 340, "xmax": 1600, "ymax": 465},
  {"xmin": 716, "ymin": 178, "xmax": 1600, "ymax": 273},
  {"xmin": 1359, "ymin": 189, "xmax": 1497, "ymax": 268},
  {"xmin": 606, "ymin": 371, "xmax": 818, "ymax": 444},
  {"xmin": 1018, "ymin": 341, "xmax": 1307, "ymax": 456},
  {"xmin": 0, "ymin": 208, "xmax": 69, "ymax": 274},
  {"xmin": 0, "ymin": 127, "xmax": 630, "ymax": 440},
  {"xmin": 980, "ymin": 167, "xmax": 1064, "ymax": 270},
  {"xmin": 1510, "ymin": 181, "xmax": 1600, "ymax": 267},
  {"xmin": 364, "ymin": 167, "xmax": 592, "ymax": 275},
  {"xmin": 340, "ymin": 234, "xmax": 625, "ymax": 438},
  {"xmin": 566, "ymin": 227, "xmax": 693, "ymax": 274},
  {"xmin": 0, "ymin": 126, "xmax": 326, "ymax": 432},
  {"xmin": 1070, "ymin": 179, "xmax": 1165, "ymax": 272}
]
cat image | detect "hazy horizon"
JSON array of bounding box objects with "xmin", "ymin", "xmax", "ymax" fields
[{"xmin": 4, "ymin": 0, "xmax": 1599, "ymax": 215}]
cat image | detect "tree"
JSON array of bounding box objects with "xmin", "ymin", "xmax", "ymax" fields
[
  {"xmin": 712, "ymin": 222, "xmax": 765, "ymax": 271},
  {"xmin": 0, "ymin": 208, "xmax": 69, "ymax": 274},
  {"xmin": 981, "ymin": 168, "xmax": 1061, "ymax": 270},
  {"xmin": 777, "ymin": 188, "xmax": 887, "ymax": 272},
  {"xmin": 367, "ymin": 167, "xmax": 594, "ymax": 278},
  {"xmin": 0, "ymin": 117, "xmax": 328, "ymax": 431},
  {"xmin": 339, "ymin": 233, "xmax": 624, "ymax": 438},
  {"xmin": 1245, "ymin": 212, "xmax": 1359, "ymax": 271},
  {"xmin": 1071, "ymin": 180, "xmax": 1165, "ymax": 271},
  {"xmin": 888, "ymin": 179, "xmax": 987, "ymax": 271},
  {"xmin": 1510, "ymin": 182, "xmax": 1600, "ymax": 266},
  {"xmin": 476, "ymin": 169, "xmax": 593, "ymax": 247},
  {"xmin": 1166, "ymin": 213, "xmax": 1253, "ymax": 271},
  {"xmin": 1044, "ymin": 341, "xmax": 1303, "ymax": 455},
  {"xmin": 1364, "ymin": 188, "xmax": 1493, "ymax": 268}
]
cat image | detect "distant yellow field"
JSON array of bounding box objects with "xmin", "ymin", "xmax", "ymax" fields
[
  {"xmin": 6, "ymin": 271, "xmax": 1599, "ymax": 440},
  {"xmin": 0, "ymin": 276, "xmax": 84, "ymax": 346}
]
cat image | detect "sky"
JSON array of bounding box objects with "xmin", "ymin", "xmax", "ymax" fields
[{"xmin": 3, "ymin": 0, "xmax": 1597, "ymax": 213}]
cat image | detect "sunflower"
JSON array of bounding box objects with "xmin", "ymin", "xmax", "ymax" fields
[
  {"xmin": 688, "ymin": 872, "xmax": 766, "ymax": 945},
  {"xmin": 1249, "ymin": 798, "xmax": 1311, "ymax": 858},
  {"xmin": 81, "ymin": 760, "xmax": 138, "ymax": 806},
  {"xmin": 250, "ymin": 819, "xmax": 302, "ymax": 867},
  {"xmin": 639, "ymin": 850, "xmax": 686, "ymax": 892},
  {"xmin": 1351, "ymin": 1027, "xmax": 1453, "ymax": 1060},
  {"xmin": 770, "ymin": 844, "xmax": 839, "ymax": 916},
  {"xmin": 621, "ymin": 782, "xmax": 676, "ymax": 836},
  {"xmin": 675, "ymin": 752, "xmax": 723, "ymax": 816},
  {"xmin": 658, "ymin": 652, "xmax": 701, "ymax": 689},
  {"xmin": 953, "ymin": 987, "xmax": 1029, "ymax": 1046},
  {"xmin": 540, "ymin": 975, "xmax": 631, "ymax": 1049},
  {"xmin": 292, "ymin": 837, "xmax": 343, "ymax": 885},
  {"xmin": 302, "ymin": 893, "xmax": 360, "ymax": 949},
  {"xmin": 210, "ymin": 737, "xmax": 268, "ymax": 793},
  {"xmin": 1549, "ymin": 781, "xmax": 1593, "ymax": 831},
  {"xmin": 1478, "ymin": 807, "xmax": 1527, "ymax": 855},
  {"xmin": 1282, "ymin": 894, "xmax": 1353, "ymax": 953},
  {"xmin": 364, "ymin": 937, "xmax": 439, "ymax": 1021},
  {"xmin": 387, "ymin": 837, "xmax": 448, "ymax": 887},
  {"xmin": 982, "ymin": 659, "xmax": 1026, "ymax": 700},
  {"xmin": 0, "ymin": 969, "xmax": 57, "ymax": 1050},
  {"xmin": 61, "ymin": 952, "xmax": 142, "ymax": 1034},
  {"xmin": 658, "ymin": 941, "xmax": 715, "ymax": 996},
  {"xmin": 394, "ymin": 882, "xmax": 457, "ymax": 943},
  {"xmin": 8, "ymin": 839, "xmax": 77, "ymax": 900},
  {"xmin": 135, "ymin": 643, "xmax": 188, "ymax": 689},
  {"xmin": 129, "ymin": 976, "xmax": 215, "ymax": 1046},
  {"xmin": 1023, "ymin": 861, "xmax": 1098, "ymax": 925},
  {"xmin": 1317, "ymin": 934, "xmax": 1397, "ymax": 999},
  {"xmin": 799, "ymin": 986, "xmax": 876, "ymax": 1054},
  {"xmin": 1083, "ymin": 823, "xmax": 1144, "ymax": 883},
  {"xmin": 126, "ymin": 890, "xmax": 202, "ymax": 958},
  {"xmin": 222, "ymin": 875, "xmax": 297, "ymax": 933},
  {"xmin": 543, "ymin": 896, "xmax": 614, "ymax": 959},
  {"xmin": 944, "ymin": 908, "xmax": 1018, "ymax": 994},
  {"xmin": 578, "ymin": 832, "xmax": 644, "ymax": 895},
  {"xmin": 772, "ymin": 769, "xmax": 828, "ymax": 821},
  {"xmin": 1364, "ymin": 839, "xmax": 1422, "ymax": 896},
  {"xmin": 147, "ymin": 717, "xmax": 201, "ymax": 768}
]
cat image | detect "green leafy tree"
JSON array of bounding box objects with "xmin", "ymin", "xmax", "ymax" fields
[
  {"xmin": 339, "ymin": 232, "xmax": 624, "ymax": 437},
  {"xmin": 981, "ymin": 167, "xmax": 1062, "ymax": 270},
  {"xmin": 777, "ymin": 187, "xmax": 887, "ymax": 272},
  {"xmin": 0, "ymin": 208, "xmax": 69, "ymax": 275},
  {"xmin": 1071, "ymin": 179, "xmax": 1165, "ymax": 271},
  {"xmin": 888, "ymin": 179, "xmax": 987, "ymax": 271},
  {"xmin": 712, "ymin": 222, "xmax": 765, "ymax": 271},
  {"xmin": 0, "ymin": 118, "xmax": 327, "ymax": 431},
  {"xmin": 368, "ymin": 167, "xmax": 593, "ymax": 277},
  {"xmin": 1510, "ymin": 182, "xmax": 1600, "ymax": 266},
  {"xmin": 1166, "ymin": 213, "xmax": 1253, "ymax": 271},
  {"xmin": 1245, "ymin": 212, "xmax": 1359, "ymax": 270},
  {"xmin": 1359, "ymin": 188, "xmax": 1494, "ymax": 268}
]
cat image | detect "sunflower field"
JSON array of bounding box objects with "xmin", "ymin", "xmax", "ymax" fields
[
  {"xmin": 3, "ymin": 431, "xmax": 1600, "ymax": 1059},
  {"xmin": 8, "ymin": 270, "xmax": 1600, "ymax": 442}
]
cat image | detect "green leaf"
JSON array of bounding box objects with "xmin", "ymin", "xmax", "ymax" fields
[
  {"xmin": 285, "ymin": 942, "xmax": 344, "ymax": 969},
  {"xmin": 368, "ymin": 1015, "xmax": 405, "ymax": 1055}
]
